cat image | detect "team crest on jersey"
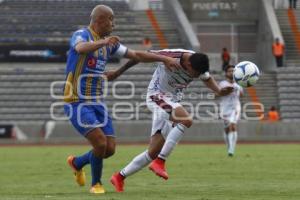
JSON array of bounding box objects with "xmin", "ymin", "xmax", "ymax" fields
[{"xmin": 87, "ymin": 57, "xmax": 97, "ymax": 68}]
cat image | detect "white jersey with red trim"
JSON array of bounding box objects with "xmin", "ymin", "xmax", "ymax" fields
[{"xmin": 147, "ymin": 49, "xmax": 210, "ymax": 102}]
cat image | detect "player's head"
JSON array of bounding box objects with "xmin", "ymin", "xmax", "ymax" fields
[
  {"xmin": 185, "ymin": 53, "xmax": 209, "ymax": 78},
  {"xmin": 90, "ymin": 5, "xmax": 114, "ymax": 36},
  {"xmin": 224, "ymin": 65, "xmax": 235, "ymax": 80}
]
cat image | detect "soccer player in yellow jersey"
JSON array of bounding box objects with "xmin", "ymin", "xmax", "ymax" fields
[{"xmin": 64, "ymin": 5, "xmax": 180, "ymax": 194}]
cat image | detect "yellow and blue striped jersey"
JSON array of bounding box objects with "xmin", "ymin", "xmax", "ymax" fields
[{"xmin": 63, "ymin": 27, "xmax": 128, "ymax": 103}]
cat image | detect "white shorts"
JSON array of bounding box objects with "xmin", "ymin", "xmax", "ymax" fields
[
  {"xmin": 221, "ymin": 108, "xmax": 241, "ymax": 128},
  {"xmin": 146, "ymin": 92, "xmax": 181, "ymax": 139}
]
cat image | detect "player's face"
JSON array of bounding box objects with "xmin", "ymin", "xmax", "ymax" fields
[
  {"xmin": 182, "ymin": 53, "xmax": 201, "ymax": 78},
  {"xmin": 103, "ymin": 13, "xmax": 115, "ymax": 35},
  {"xmin": 226, "ymin": 67, "xmax": 234, "ymax": 80},
  {"xmin": 95, "ymin": 12, "xmax": 115, "ymax": 36},
  {"xmin": 183, "ymin": 63, "xmax": 201, "ymax": 78}
]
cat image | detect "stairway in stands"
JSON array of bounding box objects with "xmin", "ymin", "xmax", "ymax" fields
[
  {"xmin": 276, "ymin": 9, "xmax": 300, "ymax": 67},
  {"xmin": 134, "ymin": 10, "xmax": 185, "ymax": 50},
  {"xmin": 241, "ymin": 72, "xmax": 279, "ymax": 119}
]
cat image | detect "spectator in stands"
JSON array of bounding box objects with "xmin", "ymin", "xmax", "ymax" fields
[
  {"xmin": 268, "ymin": 106, "xmax": 280, "ymax": 122},
  {"xmin": 289, "ymin": 0, "xmax": 297, "ymax": 9},
  {"xmin": 221, "ymin": 47, "xmax": 230, "ymax": 71},
  {"xmin": 64, "ymin": 5, "xmax": 180, "ymax": 194},
  {"xmin": 142, "ymin": 37, "xmax": 153, "ymax": 50},
  {"xmin": 272, "ymin": 38, "xmax": 285, "ymax": 67}
]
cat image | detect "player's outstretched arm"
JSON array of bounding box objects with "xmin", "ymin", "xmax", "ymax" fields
[
  {"xmin": 75, "ymin": 36, "xmax": 120, "ymax": 54},
  {"xmin": 203, "ymin": 76, "xmax": 233, "ymax": 96},
  {"xmin": 104, "ymin": 59, "xmax": 139, "ymax": 81},
  {"xmin": 125, "ymin": 49, "xmax": 180, "ymax": 70}
]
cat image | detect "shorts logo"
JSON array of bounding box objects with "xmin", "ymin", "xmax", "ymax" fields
[
  {"xmin": 150, "ymin": 95, "xmax": 173, "ymax": 114},
  {"xmin": 87, "ymin": 57, "xmax": 97, "ymax": 68}
]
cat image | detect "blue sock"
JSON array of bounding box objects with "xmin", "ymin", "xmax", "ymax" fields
[
  {"xmin": 89, "ymin": 151, "xmax": 103, "ymax": 186},
  {"xmin": 73, "ymin": 151, "xmax": 92, "ymax": 170}
]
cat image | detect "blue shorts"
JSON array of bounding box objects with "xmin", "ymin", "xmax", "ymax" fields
[{"xmin": 64, "ymin": 102, "xmax": 115, "ymax": 137}]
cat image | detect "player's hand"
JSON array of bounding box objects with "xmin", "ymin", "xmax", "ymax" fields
[
  {"xmin": 102, "ymin": 36, "xmax": 120, "ymax": 46},
  {"xmin": 103, "ymin": 70, "xmax": 120, "ymax": 81},
  {"xmin": 218, "ymin": 86, "xmax": 234, "ymax": 96},
  {"xmin": 163, "ymin": 57, "xmax": 181, "ymax": 71}
]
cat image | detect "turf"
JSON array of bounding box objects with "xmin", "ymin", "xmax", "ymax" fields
[{"xmin": 0, "ymin": 144, "xmax": 300, "ymax": 200}]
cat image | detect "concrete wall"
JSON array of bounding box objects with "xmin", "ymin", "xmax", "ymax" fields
[
  {"xmin": 3, "ymin": 121, "xmax": 299, "ymax": 144},
  {"xmin": 179, "ymin": 0, "xmax": 259, "ymax": 22},
  {"xmin": 256, "ymin": 0, "xmax": 284, "ymax": 71},
  {"xmin": 163, "ymin": 0, "xmax": 201, "ymax": 51},
  {"xmin": 128, "ymin": 0, "xmax": 149, "ymax": 10},
  {"xmin": 179, "ymin": 0, "xmax": 282, "ymax": 71}
]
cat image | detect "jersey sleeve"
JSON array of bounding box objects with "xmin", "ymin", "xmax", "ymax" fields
[
  {"xmin": 70, "ymin": 29, "xmax": 89, "ymax": 49},
  {"xmin": 111, "ymin": 43, "xmax": 128, "ymax": 58}
]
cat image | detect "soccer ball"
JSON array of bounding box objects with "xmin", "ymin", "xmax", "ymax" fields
[{"xmin": 233, "ymin": 61, "xmax": 260, "ymax": 87}]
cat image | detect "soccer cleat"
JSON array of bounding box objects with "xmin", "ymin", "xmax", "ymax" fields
[
  {"xmin": 67, "ymin": 155, "xmax": 86, "ymax": 186},
  {"xmin": 228, "ymin": 153, "xmax": 234, "ymax": 157},
  {"xmin": 110, "ymin": 172, "xmax": 125, "ymax": 192},
  {"xmin": 149, "ymin": 158, "xmax": 169, "ymax": 180},
  {"xmin": 90, "ymin": 183, "xmax": 105, "ymax": 194}
]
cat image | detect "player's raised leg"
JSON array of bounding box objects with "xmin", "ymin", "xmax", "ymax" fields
[
  {"xmin": 149, "ymin": 106, "xmax": 192, "ymax": 180},
  {"xmin": 110, "ymin": 133, "xmax": 165, "ymax": 192},
  {"xmin": 67, "ymin": 152, "xmax": 89, "ymax": 186}
]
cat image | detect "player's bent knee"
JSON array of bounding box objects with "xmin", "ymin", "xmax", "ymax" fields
[
  {"xmin": 181, "ymin": 119, "xmax": 193, "ymax": 128},
  {"xmin": 93, "ymin": 141, "xmax": 107, "ymax": 157},
  {"xmin": 104, "ymin": 148, "xmax": 115, "ymax": 158}
]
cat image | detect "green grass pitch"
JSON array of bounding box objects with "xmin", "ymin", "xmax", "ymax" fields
[{"xmin": 0, "ymin": 144, "xmax": 300, "ymax": 200}]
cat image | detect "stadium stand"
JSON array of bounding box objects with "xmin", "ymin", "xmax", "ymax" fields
[
  {"xmin": 276, "ymin": 9, "xmax": 300, "ymax": 67},
  {"xmin": 134, "ymin": 10, "xmax": 184, "ymax": 49},
  {"xmin": 0, "ymin": 0, "xmax": 141, "ymax": 62},
  {"xmin": 178, "ymin": 0, "xmax": 258, "ymax": 72},
  {"xmin": 277, "ymin": 67, "xmax": 300, "ymax": 121},
  {"xmin": 0, "ymin": 62, "xmax": 278, "ymax": 123},
  {"xmin": 275, "ymin": 7, "xmax": 300, "ymax": 121}
]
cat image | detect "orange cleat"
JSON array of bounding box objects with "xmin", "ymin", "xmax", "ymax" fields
[
  {"xmin": 110, "ymin": 172, "xmax": 125, "ymax": 192},
  {"xmin": 149, "ymin": 158, "xmax": 169, "ymax": 180},
  {"xmin": 67, "ymin": 155, "xmax": 86, "ymax": 186}
]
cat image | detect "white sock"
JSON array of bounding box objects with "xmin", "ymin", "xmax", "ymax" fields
[
  {"xmin": 158, "ymin": 123, "xmax": 186, "ymax": 160},
  {"xmin": 232, "ymin": 131, "xmax": 238, "ymax": 152},
  {"xmin": 223, "ymin": 132, "xmax": 229, "ymax": 151},
  {"xmin": 228, "ymin": 132, "xmax": 235, "ymax": 154},
  {"xmin": 120, "ymin": 150, "xmax": 152, "ymax": 177}
]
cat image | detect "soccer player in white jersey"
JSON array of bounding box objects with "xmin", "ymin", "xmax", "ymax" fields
[
  {"xmin": 105, "ymin": 49, "xmax": 233, "ymax": 192},
  {"xmin": 219, "ymin": 65, "xmax": 243, "ymax": 157}
]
